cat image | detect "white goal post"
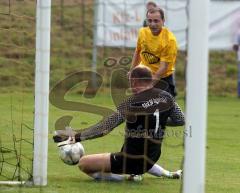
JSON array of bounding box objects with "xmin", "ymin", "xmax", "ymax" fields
[
  {"xmin": 0, "ymin": 0, "xmax": 51, "ymax": 186},
  {"xmin": 0, "ymin": 0, "xmax": 209, "ymax": 189},
  {"xmin": 183, "ymin": 0, "xmax": 209, "ymax": 193},
  {"xmin": 0, "ymin": 181, "xmax": 26, "ymax": 185},
  {"xmin": 33, "ymin": 0, "xmax": 51, "ymax": 186}
]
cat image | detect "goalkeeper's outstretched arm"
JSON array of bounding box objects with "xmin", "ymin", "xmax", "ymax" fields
[
  {"xmin": 75, "ymin": 110, "xmax": 125, "ymax": 141},
  {"xmin": 53, "ymin": 100, "xmax": 129, "ymax": 143}
]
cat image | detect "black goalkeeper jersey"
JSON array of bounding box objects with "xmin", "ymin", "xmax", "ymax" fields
[
  {"xmin": 122, "ymin": 88, "xmax": 173, "ymax": 160},
  {"xmin": 78, "ymin": 87, "xmax": 184, "ymax": 159}
]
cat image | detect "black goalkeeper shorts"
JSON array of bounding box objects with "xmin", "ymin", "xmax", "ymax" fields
[
  {"xmin": 110, "ymin": 152, "xmax": 158, "ymax": 175},
  {"xmin": 154, "ymin": 74, "xmax": 177, "ymax": 97}
]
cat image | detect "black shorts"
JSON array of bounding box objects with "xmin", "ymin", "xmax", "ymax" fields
[
  {"xmin": 154, "ymin": 74, "xmax": 177, "ymax": 97},
  {"xmin": 110, "ymin": 152, "xmax": 160, "ymax": 175}
]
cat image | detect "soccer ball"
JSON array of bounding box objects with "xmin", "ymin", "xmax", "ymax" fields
[{"xmin": 58, "ymin": 142, "xmax": 85, "ymax": 165}]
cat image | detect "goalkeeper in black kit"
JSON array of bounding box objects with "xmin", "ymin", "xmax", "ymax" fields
[{"xmin": 53, "ymin": 65, "xmax": 184, "ymax": 181}]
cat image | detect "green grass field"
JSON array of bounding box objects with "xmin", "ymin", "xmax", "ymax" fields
[
  {"xmin": 0, "ymin": 93, "xmax": 239, "ymax": 193},
  {"xmin": 0, "ymin": 0, "xmax": 240, "ymax": 192}
]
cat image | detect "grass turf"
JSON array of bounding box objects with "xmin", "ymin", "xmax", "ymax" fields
[{"xmin": 0, "ymin": 93, "xmax": 239, "ymax": 193}]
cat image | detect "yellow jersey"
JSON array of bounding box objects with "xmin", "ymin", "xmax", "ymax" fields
[{"xmin": 136, "ymin": 27, "xmax": 178, "ymax": 78}]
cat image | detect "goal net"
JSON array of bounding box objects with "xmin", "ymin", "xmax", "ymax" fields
[
  {"xmin": 0, "ymin": 0, "xmax": 36, "ymax": 185},
  {"xmin": 0, "ymin": 1, "xmax": 211, "ymax": 192}
]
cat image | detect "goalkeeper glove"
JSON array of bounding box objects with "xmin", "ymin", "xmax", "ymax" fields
[
  {"xmin": 57, "ymin": 136, "xmax": 76, "ymax": 147},
  {"xmin": 53, "ymin": 126, "xmax": 79, "ymax": 143}
]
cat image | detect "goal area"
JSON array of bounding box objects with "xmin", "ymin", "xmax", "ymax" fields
[
  {"xmin": 0, "ymin": 0, "xmax": 51, "ymax": 186},
  {"xmin": 0, "ymin": 1, "xmax": 210, "ymax": 193}
]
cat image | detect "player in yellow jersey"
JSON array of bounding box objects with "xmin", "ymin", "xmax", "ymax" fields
[{"xmin": 131, "ymin": 7, "xmax": 178, "ymax": 97}]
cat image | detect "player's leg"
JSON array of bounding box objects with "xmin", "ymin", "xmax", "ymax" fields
[
  {"xmin": 148, "ymin": 164, "xmax": 182, "ymax": 179},
  {"xmin": 161, "ymin": 74, "xmax": 177, "ymax": 97},
  {"xmin": 147, "ymin": 147, "xmax": 181, "ymax": 179},
  {"xmin": 154, "ymin": 75, "xmax": 177, "ymax": 97},
  {"xmin": 79, "ymin": 153, "xmax": 111, "ymax": 173},
  {"xmin": 78, "ymin": 153, "xmax": 125, "ymax": 181}
]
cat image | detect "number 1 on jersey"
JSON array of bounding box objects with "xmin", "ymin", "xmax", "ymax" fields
[{"xmin": 154, "ymin": 109, "xmax": 160, "ymax": 134}]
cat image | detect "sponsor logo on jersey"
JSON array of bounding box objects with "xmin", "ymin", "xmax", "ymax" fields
[
  {"xmin": 142, "ymin": 97, "xmax": 167, "ymax": 109},
  {"xmin": 142, "ymin": 51, "xmax": 160, "ymax": 64}
]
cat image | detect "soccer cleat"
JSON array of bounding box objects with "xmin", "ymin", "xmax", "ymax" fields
[
  {"xmin": 126, "ymin": 174, "xmax": 143, "ymax": 182},
  {"xmin": 168, "ymin": 169, "xmax": 182, "ymax": 179}
]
